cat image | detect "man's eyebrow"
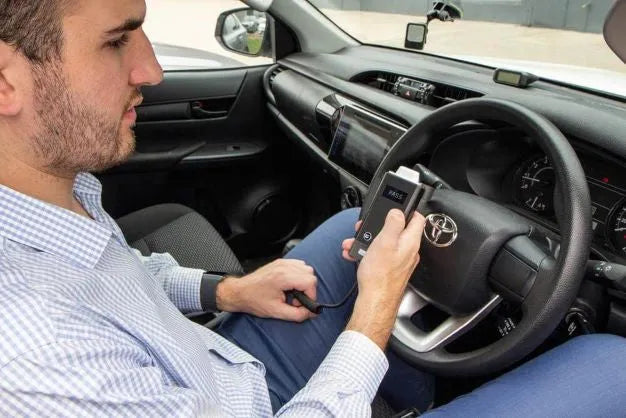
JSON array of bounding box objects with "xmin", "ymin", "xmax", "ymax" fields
[{"xmin": 105, "ymin": 17, "xmax": 145, "ymax": 35}]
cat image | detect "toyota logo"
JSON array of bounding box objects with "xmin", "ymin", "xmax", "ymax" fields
[{"xmin": 423, "ymin": 213, "xmax": 458, "ymax": 247}]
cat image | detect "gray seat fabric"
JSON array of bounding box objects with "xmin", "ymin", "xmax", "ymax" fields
[
  {"xmin": 372, "ymin": 395, "xmax": 396, "ymax": 417},
  {"xmin": 116, "ymin": 203, "xmax": 394, "ymax": 417},
  {"xmin": 116, "ymin": 203, "xmax": 243, "ymax": 275}
]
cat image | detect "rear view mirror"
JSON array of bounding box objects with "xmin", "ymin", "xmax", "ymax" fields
[
  {"xmin": 427, "ymin": 1, "xmax": 463, "ymax": 23},
  {"xmin": 405, "ymin": 24, "xmax": 428, "ymax": 50},
  {"xmin": 405, "ymin": 2, "xmax": 463, "ymax": 51},
  {"xmin": 216, "ymin": 8, "xmax": 270, "ymax": 56}
]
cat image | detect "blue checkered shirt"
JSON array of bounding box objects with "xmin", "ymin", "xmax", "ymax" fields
[{"xmin": 0, "ymin": 173, "xmax": 388, "ymax": 417}]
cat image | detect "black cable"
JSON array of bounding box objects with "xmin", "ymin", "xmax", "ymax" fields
[{"xmin": 287, "ymin": 281, "xmax": 358, "ymax": 314}]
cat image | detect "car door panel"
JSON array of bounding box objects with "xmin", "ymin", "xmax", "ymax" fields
[
  {"xmin": 111, "ymin": 66, "xmax": 268, "ymax": 172},
  {"xmin": 141, "ymin": 69, "xmax": 247, "ymax": 104},
  {"xmin": 99, "ymin": 65, "xmax": 321, "ymax": 260}
]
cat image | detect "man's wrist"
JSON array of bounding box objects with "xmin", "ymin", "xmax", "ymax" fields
[
  {"xmin": 346, "ymin": 290, "xmax": 404, "ymax": 350},
  {"xmin": 216, "ymin": 276, "xmax": 242, "ymax": 312}
]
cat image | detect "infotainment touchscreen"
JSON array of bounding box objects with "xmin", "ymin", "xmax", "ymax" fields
[{"xmin": 328, "ymin": 105, "xmax": 406, "ymax": 183}]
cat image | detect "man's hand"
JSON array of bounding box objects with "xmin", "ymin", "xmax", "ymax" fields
[
  {"xmin": 216, "ymin": 259, "xmax": 318, "ymax": 322},
  {"xmin": 344, "ymin": 209, "xmax": 426, "ymax": 349}
]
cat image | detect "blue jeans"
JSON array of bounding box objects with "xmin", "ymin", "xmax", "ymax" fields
[
  {"xmin": 218, "ymin": 208, "xmax": 626, "ymax": 416},
  {"xmin": 218, "ymin": 208, "xmax": 434, "ymax": 412},
  {"xmin": 424, "ymin": 333, "xmax": 626, "ymax": 417}
]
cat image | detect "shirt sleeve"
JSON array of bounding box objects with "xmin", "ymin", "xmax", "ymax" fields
[
  {"xmin": 0, "ymin": 339, "xmax": 218, "ymax": 418},
  {"xmin": 276, "ymin": 330, "xmax": 389, "ymax": 417},
  {"xmin": 132, "ymin": 249, "xmax": 204, "ymax": 313}
]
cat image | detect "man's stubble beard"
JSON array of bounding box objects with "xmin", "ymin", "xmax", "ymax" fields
[{"xmin": 30, "ymin": 62, "xmax": 137, "ymax": 175}]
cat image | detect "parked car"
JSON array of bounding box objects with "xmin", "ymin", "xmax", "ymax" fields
[
  {"xmin": 221, "ymin": 12, "xmax": 248, "ymax": 52},
  {"xmin": 257, "ymin": 15, "xmax": 267, "ymax": 34},
  {"xmin": 241, "ymin": 15, "xmax": 260, "ymax": 33}
]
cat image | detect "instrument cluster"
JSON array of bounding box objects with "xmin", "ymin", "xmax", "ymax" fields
[{"xmin": 512, "ymin": 151, "xmax": 626, "ymax": 258}]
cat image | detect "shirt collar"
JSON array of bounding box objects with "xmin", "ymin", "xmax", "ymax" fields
[{"xmin": 0, "ymin": 173, "xmax": 114, "ymax": 269}]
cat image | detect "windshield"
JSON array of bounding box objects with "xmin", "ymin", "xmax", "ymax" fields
[{"xmin": 307, "ymin": 1, "xmax": 626, "ymax": 97}]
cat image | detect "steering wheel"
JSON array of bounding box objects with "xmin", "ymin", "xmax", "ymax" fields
[{"xmin": 362, "ymin": 98, "xmax": 591, "ymax": 376}]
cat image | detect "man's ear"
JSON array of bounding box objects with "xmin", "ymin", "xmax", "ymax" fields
[{"xmin": 0, "ymin": 41, "xmax": 23, "ymax": 116}]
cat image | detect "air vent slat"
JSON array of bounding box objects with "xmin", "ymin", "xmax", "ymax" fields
[{"xmin": 269, "ymin": 67, "xmax": 284, "ymax": 87}]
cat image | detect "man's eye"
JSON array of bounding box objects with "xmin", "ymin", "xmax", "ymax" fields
[{"xmin": 106, "ymin": 34, "xmax": 129, "ymax": 49}]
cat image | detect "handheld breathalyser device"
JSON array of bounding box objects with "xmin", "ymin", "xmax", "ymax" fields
[
  {"xmin": 289, "ymin": 166, "xmax": 424, "ymax": 314},
  {"xmin": 349, "ymin": 166, "xmax": 424, "ymax": 261}
]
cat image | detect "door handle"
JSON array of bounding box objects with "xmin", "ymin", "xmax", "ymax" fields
[{"xmin": 190, "ymin": 101, "xmax": 228, "ymax": 119}]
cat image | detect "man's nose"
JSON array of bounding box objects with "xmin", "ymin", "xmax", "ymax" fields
[{"xmin": 129, "ymin": 29, "xmax": 164, "ymax": 87}]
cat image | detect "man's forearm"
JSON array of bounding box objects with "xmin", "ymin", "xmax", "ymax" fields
[{"xmin": 346, "ymin": 290, "xmax": 404, "ymax": 350}]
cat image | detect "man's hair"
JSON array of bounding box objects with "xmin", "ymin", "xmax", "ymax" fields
[{"xmin": 0, "ymin": 0, "xmax": 67, "ymax": 63}]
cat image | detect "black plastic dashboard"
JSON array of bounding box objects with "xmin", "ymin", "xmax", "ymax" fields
[{"xmin": 265, "ymin": 44, "xmax": 626, "ymax": 263}]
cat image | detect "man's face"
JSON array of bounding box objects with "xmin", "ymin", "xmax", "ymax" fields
[{"xmin": 28, "ymin": 0, "xmax": 163, "ymax": 174}]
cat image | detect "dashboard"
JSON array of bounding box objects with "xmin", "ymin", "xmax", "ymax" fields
[{"xmin": 266, "ymin": 45, "xmax": 626, "ymax": 263}]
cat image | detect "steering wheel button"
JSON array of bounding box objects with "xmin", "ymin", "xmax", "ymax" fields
[{"xmin": 490, "ymin": 248, "xmax": 538, "ymax": 301}]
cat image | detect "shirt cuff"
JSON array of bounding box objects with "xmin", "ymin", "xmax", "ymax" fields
[
  {"xmin": 165, "ymin": 267, "xmax": 204, "ymax": 313},
  {"xmin": 316, "ymin": 330, "xmax": 389, "ymax": 402}
]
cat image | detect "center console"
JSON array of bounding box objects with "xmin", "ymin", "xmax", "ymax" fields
[{"xmin": 268, "ymin": 68, "xmax": 409, "ymax": 187}]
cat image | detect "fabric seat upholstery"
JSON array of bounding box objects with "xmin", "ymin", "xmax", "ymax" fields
[{"xmin": 116, "ymin": 203, "xmax": 243, "ymax": 275}]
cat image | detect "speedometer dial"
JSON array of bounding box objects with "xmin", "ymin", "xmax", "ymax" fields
[
  {"xmin": 609, "ymin": 201, "xmax": 626, "ymax": 257},
  {"xmin": 517, "ymin": 155, "xmax": 556, "ymax": 213}
]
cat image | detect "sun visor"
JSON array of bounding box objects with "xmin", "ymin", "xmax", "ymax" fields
[{"xmin": 604, "ymin": 0, "xmax": 626, "ymax": 63}]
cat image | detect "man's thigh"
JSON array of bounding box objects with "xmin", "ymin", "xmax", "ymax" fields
[
  {"xmin": 217, "ymin": 209, "xmax": 360, "ymax": 409},
  {"xmin": 424, "ymin": 334, "xmax": 626, "ymax": 417},
  {"xmin": 217, "ymin": 208, "xmax": 433, "ymax": 412}
]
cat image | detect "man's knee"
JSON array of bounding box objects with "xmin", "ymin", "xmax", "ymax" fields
[
  {"xmin": 285, "ymin": 208, "xmax": 361, "ymax": 261},
  {"xmin": 332, "ymin": 207, "xmax": 360, "ymax": 224},
  {"xmin": 315, "ymin": 207, "xmax": 361, "ymax": 239}
]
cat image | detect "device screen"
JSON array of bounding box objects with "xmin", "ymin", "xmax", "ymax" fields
[
  {"xmin": 382, "ymin": 185, "xmax": 408, "ymax": 204},
  {"xmin": 496, "ymin": 70, "xmax": 521, "ymax": 85}
]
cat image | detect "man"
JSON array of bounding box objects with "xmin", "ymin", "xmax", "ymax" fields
[{"xmin": 0, "ymin": 0, "xmax": 624, "ymax": 416}]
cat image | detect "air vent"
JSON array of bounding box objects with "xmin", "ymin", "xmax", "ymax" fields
[
  {"xmin": 377, "ymin": 72, "xmax": 400, "ymax": 93},
  {"xmin": 265, "ymin": 65, "xmax": 286, "ymax": 106},
  {"xmin": 352, "ymin": 71, "xmax": 482, "ymax": 108},
  {"xmin": 355, "ymin": 71, "xmax": 399, "ymax": 93},
  {"xmin": 269, "ymin": 66, "xmax": 285, "ymax": 88},
  {"xmin": 438, "ymin": 84, "xmax": 482, "ymax": 103}
]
